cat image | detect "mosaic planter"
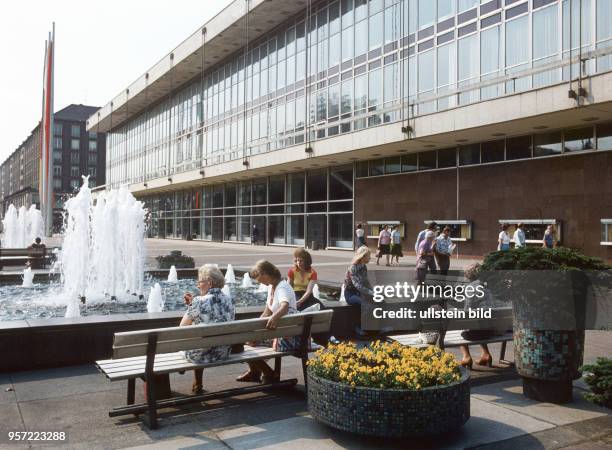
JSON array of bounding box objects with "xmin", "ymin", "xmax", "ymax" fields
[
  {"xmin": 514, "ymin": 328, "xmax": 585, "ymax": 403},
  {"xmin": 307, "ymin": 367, "xmax": 470, "ymax": 437}
]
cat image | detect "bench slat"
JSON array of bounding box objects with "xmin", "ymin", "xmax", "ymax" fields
[
  {"xmin": 101, "ymin": 347, "xmax": 294, "ymax": 381},
  {"xmin": 113, "ymin": 310, "xmax": 332, "ymax": 347},
  {"xmin": 112, "ymin": 320, "xmax": 331, "ymax": 359}
]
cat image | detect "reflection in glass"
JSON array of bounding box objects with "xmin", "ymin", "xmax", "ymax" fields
[
  {"xmin": 533, "ymin": 132, "xmax": 562, "ymax": 157},
  {"xmin": 564, "ymin": 127, "xmax": 594, "ymax": 152},
  {"xmin": 329, "ymin": 213, "xmax": 354, "ymax": 248}
]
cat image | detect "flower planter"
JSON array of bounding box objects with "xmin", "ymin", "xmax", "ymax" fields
[{"xmin": 307, "ymin": 367, "xmax": 470, "ymax": 438}]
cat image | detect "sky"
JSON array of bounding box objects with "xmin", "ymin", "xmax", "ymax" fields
[{"xmin": 0, "ymin": 0, "xmax": 233, "ymax": 164}]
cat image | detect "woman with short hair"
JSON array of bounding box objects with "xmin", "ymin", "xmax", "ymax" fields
[
  {"xmin": 181, "ymin": 264, "xmax": 235, "ymax": 394},
  {"xmin": 498, "ymin": 224, "xmax": 511, "ymax": 251},
  {"xmin": 237, "ymin": 260, "xmax": 300, "ymax": 384}
]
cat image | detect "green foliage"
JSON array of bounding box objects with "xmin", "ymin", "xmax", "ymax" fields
[
  {"xmin": 580, "ymin": 357, "xmax": 612, "ymax": 409},
  {"xmin": 481, "ymin": 247, "xmax": 609, "ymax": 271}
]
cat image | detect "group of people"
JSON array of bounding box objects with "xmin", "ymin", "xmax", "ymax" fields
[
  {"xmin": 497, "ymin": 223, "xmax": 557, "ymax": 251},
  {"xmin": 179, "ymin": 248, "xmax": 321, "ymax": 394}
]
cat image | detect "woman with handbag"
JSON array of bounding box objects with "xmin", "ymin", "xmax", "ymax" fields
[
  {"xmin": 376, "ymin": 225, "xmax": 392, "ymax": 266},
  {"xmin": 416, "ymin": 231, "xmax": 436, "ymax": 284}
]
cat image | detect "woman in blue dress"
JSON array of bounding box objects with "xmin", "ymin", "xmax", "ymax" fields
[{"xmin": 181, "ymin": 264, "xmax": 235, "ymax": 394}]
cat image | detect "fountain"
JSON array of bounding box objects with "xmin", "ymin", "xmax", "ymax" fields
[
  {"xmin": 1, "ymin": 204, "xmax": 45, "ymax": 248},
  {"xmin": 58, "ymin": 177, "xmax": 146, "ymax": 317},
  {"xmin": 225, "ymin": 264, "xmax": 236, "ymax": 284},
  {"xmin": 241, "ymin": 272, "xmax": 253, "ymax": 288},
  {"xmin": 257, "ymin": 282, "xmax": 268, "ymax": 293},
  {"xmin": 313, "ymin": 283, "xmax": 321, "ymax": 300},
  {"xmin": 21, "ymin": 267, "xmax": 34, "ymax": 288},
  {"xmin": 146, "ymin": 283, "xmax": 164, "ymax": 313},
  {"xmin": 167, "ymin": 265, "xmax": 178, "ymax": 283},
  {"xmin": 221, "ymin": 284, "xmax": 232, "ymax": 299}
]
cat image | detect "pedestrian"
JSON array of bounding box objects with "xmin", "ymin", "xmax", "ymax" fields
[
  {"xmin": 376, "ymin": 225, "xmax": 392, "ymax": 266},
  {"xmin": 543, "ymin": 224, "xmax": 556, "ymax": 249},
  {"xmin": 513, "ymin": 222, "xmax": 526, "ymax": 248},
  {"xmin": 498, "ymin": 224, "xmax": 511, "ymax": 251},
  {"xmin": 434, "ymin": 226, "xmax": 453, "ymax": 275},
  {"xmin": 415, "ymin": 221, "xmax": 438, "ymax": 254},
  {"xmin": 251, "ymin": 224, "xmax": 259, "ymax": 245},
  {"xmin": 355, "ymin": 223, "xmax": 366, "ymax": 247},
  {"xmin": 416, "ymin": 231, "xmax": 436, "ymax": 284},
  {"xmin": 390, "ymin": 225, "xmax": 403, "ymax": 265}
]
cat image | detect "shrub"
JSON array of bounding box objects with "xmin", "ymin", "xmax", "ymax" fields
[
  {"xmin": 308, "ymin": 341, "xmax": 461, "ymax": 390},
  {"xmin": 580, "ymin": 357, "xmax": 612, "ymax": 409},
  {"xmin": 480, "ymin": 247, "xmax": 609, "ymax": 271}
]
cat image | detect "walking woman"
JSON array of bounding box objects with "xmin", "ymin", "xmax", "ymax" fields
[
  {"xmin": 416, "ymin": 231, "xmax": 436, "ymax": 284},
  {"xmin": 390, "ymin": 225, "xmax": 403, "ymax": 265},
  {"xmin": 376, "ymin": 225, "xmax": 392, "ymax": 266},
  {"xmin": 498, "ymin": 224, "xmax": 511, "ymax": 251},
  {"xmin": 355, "ymin": 223, "xmax": 366, "ymax": 247},
  {"xmin": 434, "ymin": 226, "xmax": 453, "ymax": 275},
  {"xmin": 543, "ymin": 224, "xmax": 556, "ymax": 249},
  {"xmin": 237, "ymin": 260, "xmax": 300, "ymax": 384}
]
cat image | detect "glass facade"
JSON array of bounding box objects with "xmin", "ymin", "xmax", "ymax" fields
[
  {"xmin": 142, "ymin": 165, "xmax": 353, "ymax": 248},
  {"xmin": 105, "ymin": 0, "xmax": 612, "ymax": 189}
]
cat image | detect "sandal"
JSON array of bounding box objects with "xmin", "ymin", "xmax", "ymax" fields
[
  {"xmin": 476, "ymin": 355, "xmax": 493, "ymax": 367},
  {"xmin": 236, "ymin": 371, "xmax": 261, "ymax": 382},
  {"xmin": 460, "ymin": 358, "xmax": 473, "ymax": 370},
  {"xmin": 191, "ymin": 382, "xmax": 204, "ymax": 395}
]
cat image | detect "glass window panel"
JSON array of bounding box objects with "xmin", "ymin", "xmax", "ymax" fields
[
  {"xmin": 437, "ymin": 42, "xmax": 455, "ymax": 87},
  {"xmin": 458, "ymin": 0, "xmax": 478, "ymax": 12},
  {"xmin": 286, "ymin": 100, "xmax": 295, "ymax": 132},
  {"xmin": 296, "ymin": 51, "xmax": 306, "ymax": 81},
  {"xmin": 564, "ymin": 127, "xmax": 594, "ymax": 152},
  {"xmin": 506, "ymin": 135, "xmax": 532, "ymax": 160},
  {"xmin": 330, "ymin": 1, "xmax": 341, "ymax": 35},
  {"xmin": 418, "ymin": 0, "xmax": 435, "ymax": 29},
  {"xmin": 268, "ymin": 216, "xmax": 285, "ymax": 244},
  {"xmin": 330, "ymin": 33, "xmax": 341, "ymax": 67},
  {"xmin": 288, "ymin": 173, "xmax": 305, "ymax": 202},
  {"xmin": 459, "ymin": 144, "xmax": 480, "ymax": 165},
  {"xmin": 369, "ymin": 12, "xmax": 383, "ymax": 50},
  {"xmin": 481, "ymin": 139, "xmax": 505, "ymax": 162},
  {"xmin": 330, "ymin": 165, "xmax": 353, "ymax": 199},
  {"xmin": 438, "ymin": 0, "xmax": 455, "ymax": 19},
  {"xmin": 341, "ymin": 79, "xmax": 353, "ymax": 114},
  {"xmin": 329, "ymin": 83, "xmax": 340, "ymax": 117},
  {"xmin": 401, "ymin": 153, "xmax": 418, "ymax": 171},
  {"xmin": 224, "ymin": 183, "xmax": 237, "ymax": 207},
  {"xmin": 317, "ymin": 90, "xmax": 327, "ymax": 121},
  {"xmin": 307, "ymin": 169, "xmax": 328, "ymax": 201},
  {"xmin": 384, "ymin": 62, "xmax": 399, "ymax": 103},
  {"xmin": 342, "ymin": 27, "xmax": 354, "ymax": 60},
  {"xmin": 329, "ymin": 213, "xmax": 354, "ymax": 248},
  {"xmin": 533, "ymin": 132, "xmax": 562, "ymax": 157},
  {"xmin": 355, "ymin": 20, "xmax": 368, "ymax": 56},
  {"xmin": 286, "ymin": 55, "xmax": 296, "ymax": 85},
  {"xmin": 355, "ymin": 0, "xmax": 368, "ymax": 21},
  {"xmin": 356, "ymin": 160, "xmax": 369, "ymax": 177},
  {"xmin": 269, "ymin": 175, "xmax": 285, "ymax": 203},
  {"xmin": 437, "ymin": 148, "xmax": 456, "ymax": 167},
  {"xmin": 287, "ymin": 215, "xmax": 305, "ymax": 245},
  {"xmin": 318, "ymin": 39, "xmax": 329, "ymax": 71},
  {"xmin": 563, "ymin": 0, "xmax": 592, "ymax": 52},
  {"xmin": 296, "ymin": 95, "xmax": 306, "ymax": 129},
  {"xmin": 318, "ymin": 8, "xmax": 328, "ymax": 41},
  {"xmin": 385, "ymin": 156, "xmax": 401, "ymax": 173},
  {"xmin": 297, "ymin": 22, "xmax": 306, "ymax": 52},
  {"xmin": 418, "ymin": 49, "xmax": 435, "ymax": 93},
  {"xmin": 506, "ymin": 15, "xmax": 529, "ymax": 67},
  {"xmin": 355, "ymin": 73, "xmax": 368, "ymax": 111},
  {"xmin": 369, "ymin": 159, "xmax": 384, "ymax": 175},
  {"xmin": 369, "ymin": 68, "xmax": 382, "ymax": 107},
  {"xmin": 224, "ymin": 217, "xmax": 237, "ymax": 241},
  {"xmin": 384, "ymin": 4, "xmax": 400, "ymax": 44},
  {"xmin": 458, "ymin": 34, "xmax": 479, "ymax": 81},
  {"xmin": 597, "ymin": 123, "xmax": 612, "ymax": 150},
  {"xmin": 418, "ymin": 151, "xmax": 436, "ymax": 170},
  {"xmin": 343, "ymin": 0, "xmax": 354, "ymax": 28},
  {"xmin": 253, "ymin": 179, "xmax": 267, "ymax": 204}
]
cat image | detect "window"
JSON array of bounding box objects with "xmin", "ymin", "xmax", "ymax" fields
[
  {"xmin": 418, "ymin": 151, "xmax": 436, "ymax": 170},
  {"xmin": 533, "ymin": 132, "xmax": 562, "ymax": 157},
  {"xmin": 354, "ymin": 73, "xmax": 368, "ymax": 112},
  {"xmin": 418, "ymin": 0, "xmax": 435, "ymax": 29},
  {"xmin": 506, "ymin": 135, "xmax": 532, "ymax": 160},
  {"xmin": 70, "ymin": 153, "xmax": 79, "ymax": 164},
  {"xmin": 564, "ymin": 127, "xmax": 594, "ymax": 152},
  {"xmin": 329, "ymin": 165, "xmax": 353, "ymax": 199},
  {"xmin": 481, "ymin": 140, "xmax": 505, "ymax": 163},
  {"xmin": 385, "ymin": 156, "xmax": 401, "ymax": 174},
  {"xmin": 597, "ymin": 123, "xmax": 612, "ymax": 150},
  {"xmin": 54, "ymin": 123, "xmax": 63, "ymax": 136},
  {"xmin": 71, "ymin": 125, "xmax": 80, "ymax": 138},
  {"xmin": 369, "ymin": 11, "xmax": 383, "ymax": 50},
  {"xmin": 89, "ymin": 140, "xmax": 97, "ymax": 151},
  {"xmin": 71, "ymin": 166, "xmax": 80, "ymax": 177},
  {"xmin": 481, "ymin": 26, "xmax": 502, "ymax": 99},
  {"xmin": 53, "ymin": 166, "xmax": 61, "ymax": 177},
  {"xmin": 401, "ymin": 154, "xmax": 418, "ymax": 172},
  {"xmin": 355, "ymin": 19, "xmax": 368, "ymax": 56},
  {"xmin": 307, "ymin": 170, "xmax": 327, "ymax": 202},
  {"xmin": 506, "ymin": 15, "xmax": 530, "ymax": 91},
  {"xmin": 437, "ymin": 42, "xmax": 456, "ymax": 109},
  {"xmin": 89, "ymin": 132, "xmax": 97, "ymax": 140},
  {"xmin": 71, "ymin": 139, "xmax": 80, "ymax": 150},
  {"xmin": 437, "ymin": 148, "xmax": 457, "ymax": 168},
  {"xmin": 458, "ymin": 34, "xmax": 479, "ymax": 103},
  {"xmin": 459, "ymin": 144, "xmax": 480, "ymax": 165},
  {"xmin": 53, "ymin": 151, "xmax": 62, "ymax": 163},
  {"xmin": 533, "ymin": 5, "xmax": 560, "ymax": 87},
  {"xmin": 458, "ymin": 0, "xmax": 477, "ymax": 13},
  {"xmin": 368, "ymin": 68, "xmax": 382, "ymax": 108},
  {"xmin": 602, "ymin": 219, "xmax": 612, "ymax": 245},
  {"xmin": 54, "ymin": 179, "xmax": 62, "ymax": 189},
  {"xmin": 438, "ymin": 0, "xmax": 455, "ymax": 20},
  {"xmin": 88, "ymin": 153, "xmax": 97, "ymax": 165},
  {"xmin": 88, "ymin": 166, "xmax": 97, "ymax": 177},
  {"xmin": 70, "ymin": 179, "xmax": 80, "ymax": 190},
  {"xmin": 54, "ymin": 137, "xmax": 62, "ymax": 149}
]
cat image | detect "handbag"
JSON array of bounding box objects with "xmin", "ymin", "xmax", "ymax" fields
[{"xmin": 416, "ymin": 256, "xmax": 429, "ymax": 270}]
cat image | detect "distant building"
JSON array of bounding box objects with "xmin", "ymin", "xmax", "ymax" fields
[{"xmin": 0, "ymin": 104, "xmax": 106, "ymax": 229}]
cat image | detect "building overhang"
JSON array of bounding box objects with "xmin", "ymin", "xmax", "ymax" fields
[{"xmin": 86, "ymin": 0, "xmax": 307, "ymax": 133}]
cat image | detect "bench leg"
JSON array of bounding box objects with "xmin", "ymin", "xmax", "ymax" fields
[
  {"xmin": 274, "ymin": 357, "xmax": 282, "ymax": 378},
  {"xmin": 127, "ymin": 378, "xmax": 135, "ymax": 405},
  {"xmin": 301, "ymin": 356, "xmax": 309, "ymax": 391},
  {"xmin": 144, "ymin": 375, "xmax": 158, "ymax": 429},
  {"xmin": 499, "ymin": 340, "xmax": 514, "ymax": 365}
]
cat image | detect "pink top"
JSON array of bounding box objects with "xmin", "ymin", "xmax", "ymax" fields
[{"xmin": 378, "ymin": 230, "xmax": 391, "ymax": 245}]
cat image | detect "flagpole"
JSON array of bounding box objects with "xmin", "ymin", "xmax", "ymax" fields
[
  {"xmin": 40, "ymin": 40, "xmax": 48, "ymax": 221},
  {"xmin": 46, "ymin": 22, "xmax": 55, "ymax": 237}
]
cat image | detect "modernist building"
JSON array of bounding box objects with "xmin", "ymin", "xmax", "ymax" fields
[
  {"xmin": 1, "ymin": 104, "xmax": 106, "ymax": 227},
  {"xmin": 88, "ymin": 0, "xmax": 612, "ymax": 260}
]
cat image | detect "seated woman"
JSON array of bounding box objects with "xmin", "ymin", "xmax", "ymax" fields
[
  {"xmin": 237, "ymin": 260, "xmax": 299, "ymax": 384},
  {"xmin": 288, "ymin": 247, "xmax": 319, "ymax": 311},
  {"xmin": 342, "ymin": 246, "xmax": 374, "ymax": 305},
  {"xmin": 181, "ymin": 264, "xmax": 235, "ymax": 394}
]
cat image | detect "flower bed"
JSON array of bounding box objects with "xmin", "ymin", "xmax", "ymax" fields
[{"xmin": 307, "ymin": 342, "xmax": 470, "ymax": 437}]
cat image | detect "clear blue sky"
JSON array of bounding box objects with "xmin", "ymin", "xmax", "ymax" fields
[{"xmin": 0, "ymin": 0, "xmax": 233, "ymax": 164}]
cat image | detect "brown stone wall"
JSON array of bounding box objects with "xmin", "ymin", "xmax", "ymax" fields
[{"xmin": 355, "ymin": 151, "xmax": 612, "ymax": 263}]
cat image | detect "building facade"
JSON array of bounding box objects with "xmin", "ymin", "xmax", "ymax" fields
[
  {"xmin": 1, "ymin": 104, "xmax": 106, "ymax": 228},
  {"xmin": 89, "ymin": 0, "xmax": 612, "ymax": 260}
]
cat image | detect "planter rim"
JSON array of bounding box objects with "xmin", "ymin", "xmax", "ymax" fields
[{"xmin": 307, "ymin": 365, "xmax": 469, "ymax": 393}]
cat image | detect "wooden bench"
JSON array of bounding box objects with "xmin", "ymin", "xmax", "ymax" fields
[
  {"xmin": 0, "ymin": 247, "xmax": 53, "ymax": 269},
  {"xmin": 95, "ymin": 309, "xmax": 333, "ymax": 429},
  {"xmin": 388, "ymin": 307, "xmax": 514, "ymax": 365}
]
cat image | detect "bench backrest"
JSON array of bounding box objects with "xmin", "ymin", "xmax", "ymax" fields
[
  {"xmin": 112, "ymin": 309, "xmax": 333, "ymax": 359},
  {"xmin": 0, "ymin": 248, "xmax": 47, "ymax": 257}
]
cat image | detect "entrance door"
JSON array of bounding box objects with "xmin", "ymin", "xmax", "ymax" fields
[{"xmin": 306, "ymin": 215, "xmax": 327, "ymax": 250}]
